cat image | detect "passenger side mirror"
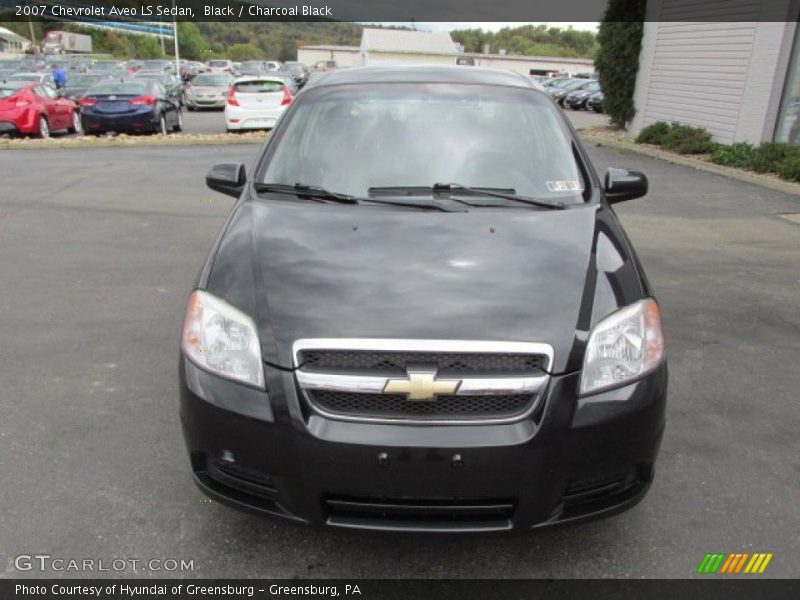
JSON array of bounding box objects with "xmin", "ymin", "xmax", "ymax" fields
[
  {"xmin": 604, "ymin": 168, "xmax": 648, "ymax": 204},
  {"xmin": 206, "ymin": 163, "xmax": 246, "ymax": 198}
]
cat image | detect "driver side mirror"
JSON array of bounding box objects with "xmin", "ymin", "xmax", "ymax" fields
[
  {"xmin": 604, "ymin": 168, "xmax": 648, "ymax": 204},
  {"xmin": 206, "ymin": 163, "xmax": 246, "ymax": 198}
]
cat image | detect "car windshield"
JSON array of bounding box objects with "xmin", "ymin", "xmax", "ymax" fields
[
  {"xmin": 281, "ymin": 64, "xmax": 303, "ymax": 72},
  {"xmin": 87, "ymin": 81, "xmax": 148, "ymax": 96},
  {"xmin": 208, "ymin": 61, "xmax": 228, "ymax": 67},
  {"xmin": 260, "ymin": 83, "xmax": 585, "ymax": 204},
  {"xmin": 193, "ymin": 74, "xmax": 229, "ymax": 86}
]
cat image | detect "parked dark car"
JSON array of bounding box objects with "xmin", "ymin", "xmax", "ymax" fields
[
  {"xmin": 586, "ymin": 91, "xmax": 604, "ymax": 113},
  {"xmin": 79, "ymin": 80, "xmax": 182, "ymax": 135},
  {"xmin": 132, "ymin": 71, "xmax": 184, "ymax": 105},
  {"xmin": 181, "ymin": 66, "xmax": 666, "ymax": 532},
  {"xmin": 564, "ymin": 81, "xmax": 602, "ymax": 110},
  {"xmin": 280, "ymin": 61, "xmax": 310, "ymax": 88},
  {"xmin": 59, "ymin": 73, "xmax": 113, "ymax": 101},
  {"xmin": 549, "ymin": 78, "xmax": 597, "ymax": 106}
]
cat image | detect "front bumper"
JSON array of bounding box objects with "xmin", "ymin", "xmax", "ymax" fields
[
  {"xmin": 180, "ymin": 357, "xmax": 666, "ymax": 532},
  {"xmin": 185, "ymin": 96, "xmax": 226, "ymax": 109}
]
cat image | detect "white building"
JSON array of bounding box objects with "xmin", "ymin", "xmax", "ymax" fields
[
  {"xmin": 359, "ymin": 28, "xmax": 457, "ymax": 65},
  {"xmin": 297, "ymin": 45, "xmax": 361, "ymax": 68},
  {"xmin": 0, "ymin": 27, "xmax": 31, "ymax": 56},
  {"xmin": 630, "ymin": 0, "xmax": 799, "ymax": 145},
  {"xmin": 462, "ymin": 53, "xmax": 594, "ymax": 77}
]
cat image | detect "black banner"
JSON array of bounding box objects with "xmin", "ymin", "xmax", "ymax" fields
[
  {"xmin": 1, "ymin": 0, "xmax": 799, "ymax": 23},
  {"xmin": 2, "ymin": 580, "xmax": 800, "ymax": 600}
]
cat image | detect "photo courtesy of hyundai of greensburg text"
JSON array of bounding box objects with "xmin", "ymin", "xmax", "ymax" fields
[{"xmin": 0, "ymin": 0, "xmax": 798, "ymax": 599}]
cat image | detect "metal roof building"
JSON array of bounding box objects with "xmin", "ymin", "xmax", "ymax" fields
[{"xmin": 359, "ymin": 28, "xmax": 458, "ymax": 65}]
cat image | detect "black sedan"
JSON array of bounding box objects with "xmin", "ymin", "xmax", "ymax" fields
[
  {"xmin": 549, "ymin": 78, "xmax": 597, "ymax": 106},
  {"xmin": 280, "ymin": 61, "xmax": 310, "ymax": 88},
  {"xmin": 564, "ymin": 81, "xmax": 602, "ymax": 110},
  {"xmin": 586, "ymin": 91, "xmax": 604, "ymax": 113},
  {"xmin": 59, "ymin": 73, "xmax": 114, "ymax": 101},
  {"xmin": 79, "ymin": 80, "xmax": 182, "ymax": 135},
  {"xmin": 181, "ymin": 66, "xmax": 666, "ymax": 532}
]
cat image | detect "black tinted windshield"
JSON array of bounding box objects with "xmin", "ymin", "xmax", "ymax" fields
[{"xmin": 259, "ymin": 83, "xmax": 585, "ymax": 204}]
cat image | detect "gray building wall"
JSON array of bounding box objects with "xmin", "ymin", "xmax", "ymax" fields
[{"xmin": 630, "ymin": 0, "xmax": 797, "ymax": 145}]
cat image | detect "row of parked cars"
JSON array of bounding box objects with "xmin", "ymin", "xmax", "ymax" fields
[
  {"xmin": 0, "ymin": 56, "xmax": 311, "ymax": 138},
  {"xmin": 535, "ymin": 76, "xmax": 604, "ymax": 113}
]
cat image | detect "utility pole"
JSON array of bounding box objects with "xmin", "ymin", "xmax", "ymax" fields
[{"xmin": 172, "ymin": 0, "xmax": 180, "ymax": 76}]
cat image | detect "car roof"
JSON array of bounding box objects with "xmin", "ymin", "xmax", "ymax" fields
[
  {"xmin": 306, "ymin": 65, "xmax": 543, "ymax": 91},
  {"xmin": 233, "ymin": 76, "xmax": 288, "ymax": 83}
]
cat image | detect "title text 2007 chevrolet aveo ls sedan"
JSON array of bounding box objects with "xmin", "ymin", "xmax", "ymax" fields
[{"xmin": 180, "ymin": 66, "xmax": 667, "ymax": 532}]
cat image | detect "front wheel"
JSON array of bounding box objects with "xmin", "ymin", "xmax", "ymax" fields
[
  {"xmin": 37, "ymin": 115, "xmax": 50, "ymax": 139},
  {"xmin": 68, "ymin": 111, "xmax": 83, "ymax": 135}
]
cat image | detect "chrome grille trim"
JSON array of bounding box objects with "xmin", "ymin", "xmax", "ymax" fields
[{"xmin": 291, "ymin": 339, "xmax": 554, "ymax": 425}]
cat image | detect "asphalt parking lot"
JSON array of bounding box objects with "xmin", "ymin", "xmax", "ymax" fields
[{"xmin": 1, "ymin": 142, "xmax": 798, "ymax": 579}]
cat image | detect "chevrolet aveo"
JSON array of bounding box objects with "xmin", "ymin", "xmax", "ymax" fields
[{"xmin": 180, "ymin": 66, "xmax": 667, "ymax": 532}]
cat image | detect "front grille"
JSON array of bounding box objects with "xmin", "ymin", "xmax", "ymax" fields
[
  {"xmin": 298, "ymin": 349, "xmax": 547, "ymax": 376},
  {"xmin": 309, "ymin": 390, "xmax": 534, "ymax": 421},
  {"xmin": 325, "ymin": 496, "xmax": 516, "ymax": 527}
]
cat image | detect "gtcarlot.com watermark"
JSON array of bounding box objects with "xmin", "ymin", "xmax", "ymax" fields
[{"xmin": 14, "ymin": 554, "xmax": 194, "ymax": 573}]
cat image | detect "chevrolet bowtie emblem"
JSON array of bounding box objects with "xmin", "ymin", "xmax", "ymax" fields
[{"xmin": 383, "ymin": 370, "xmax": 461, "ymax": 401}]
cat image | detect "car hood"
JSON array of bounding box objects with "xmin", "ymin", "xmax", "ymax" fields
[{"xmin": 205, "ymin": 199, "xmax": 645, "ymax": 373}]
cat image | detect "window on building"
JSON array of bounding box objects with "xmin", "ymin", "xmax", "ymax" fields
[{"xmin": 775, "ymin": 29, "xmax": 800, "ymax": 144}]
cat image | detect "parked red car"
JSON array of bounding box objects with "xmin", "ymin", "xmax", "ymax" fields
[{"xmin": 0, "ymin": 82, "xmax": 82, "ymax": 138}]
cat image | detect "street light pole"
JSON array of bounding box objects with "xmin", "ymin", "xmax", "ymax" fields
[{"xmin": 172, "ymin": 0, "xmax": 180, "ymax": 76}]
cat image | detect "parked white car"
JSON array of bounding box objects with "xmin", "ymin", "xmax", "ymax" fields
[{"xmin": 224, "ymin": 76, "xmax": 293, "ymax": 132}]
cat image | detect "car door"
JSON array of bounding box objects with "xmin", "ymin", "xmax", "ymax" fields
[
  {"xmin": 42, "ymin": 85, "xmax": 72, "ymax": 129},
  {"xmin": 32, "ymin": 86, "xmax": 59, "ymax": 127}
]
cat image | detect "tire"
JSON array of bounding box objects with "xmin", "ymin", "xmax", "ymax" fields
[
  {"xmin": 173, "ymin": 110, "xmax": 183, "ymax": 133},
  {"xmin": 68, "ymin": 111, "xmax": 83, "ymax": 135},
  {"xmin": 187, "ymin": 105, "xmax": 196, "ymax": 112},
  {"xmin": 37, "ymin": 115, "xmax": 50, "ymax": 139},
  {"xmin": 158, "ymin": 113, "xmax": 167, "ymax": 135}
]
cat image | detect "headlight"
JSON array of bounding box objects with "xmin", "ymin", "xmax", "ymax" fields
[
  {"xmin": 579, "ymin": 298, "xmax": 665, "ymax": 396},
  {"xmin": 181, "ymin": 290, "xmax": 265, "ymax": 388}
]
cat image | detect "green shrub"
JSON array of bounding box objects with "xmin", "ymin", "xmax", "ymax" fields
[
  {"xmin": 748, "ymin": 143, "xmax": 799, "ymax": 173},
  {"xmin": 661, "ymin": 124, "xmax": 716, "ymax": 154},
  {"xmin": 711, "ymin": 142, "xmax": 755, "ymax": 168},
  {"xmin": 776, "ymin": 156, "xmax": 800, "ymax": 181},
  {"xmin": 636, "ymin": 121, "xmax": 671, "ymax": 145}
]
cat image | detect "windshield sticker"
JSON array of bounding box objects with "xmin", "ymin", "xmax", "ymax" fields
[{"xmin": 546, "ymin": 180, "xmax": 583, "ymax": 192}]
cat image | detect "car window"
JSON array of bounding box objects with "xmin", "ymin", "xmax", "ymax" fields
[
  {"xmin": 233, "ymin": 80, "xmax": 284, "ymax": 93},
  {"xmin": 42, "ymin": 85, "xmax": 58, "ymax": 99},
  {"xmin": 153, "ymin": 83, "xmax": 166, "ymax": 98},
  {"xmin": 260, "ymin": 83, "xmax": 585, "ymax": 204}
]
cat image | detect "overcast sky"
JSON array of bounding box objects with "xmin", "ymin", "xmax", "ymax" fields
[{"xmin": 365, "ymin": 22, "xmax": 600, "ymax": 33}]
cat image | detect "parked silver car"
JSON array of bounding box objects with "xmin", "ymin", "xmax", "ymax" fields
[{"xmin": 183, "ymin": 73, "xmax": 233, "ymax": 110}]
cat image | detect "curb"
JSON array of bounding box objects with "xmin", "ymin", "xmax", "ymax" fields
[
  {"xmin": 0, "ymin": 134, "xmax": 266, "ymax": 151},
  {"xmin": 580, "ymin": 133, "xmax": 800, "ymax": 198}
]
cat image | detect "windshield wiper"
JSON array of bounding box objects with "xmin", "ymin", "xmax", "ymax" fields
[
  {"xmin": 253, "ymin": 182, "xmax": 360, "ymax": 204},
  {"xmin": 432, "ymin": 183, "xmax": 566, "ymax": 210}
]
